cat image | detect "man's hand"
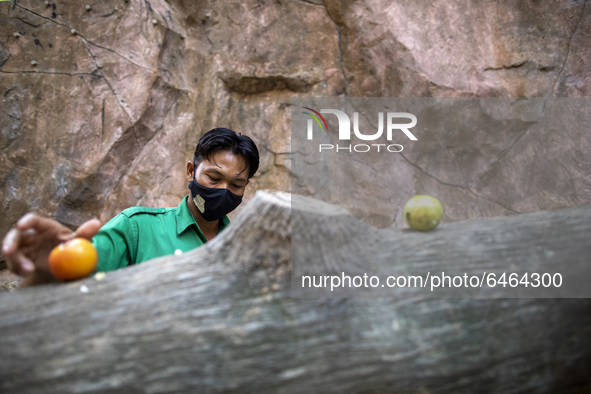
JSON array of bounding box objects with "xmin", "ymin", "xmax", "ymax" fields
[{"xmin": 2, "ymin": 214, "xmax": 102, "ymax": 286}]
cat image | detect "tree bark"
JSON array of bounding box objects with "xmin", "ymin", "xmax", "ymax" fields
[{"xmin": 1, "ymin": 191, "xmax": 590, "ymax": 393}]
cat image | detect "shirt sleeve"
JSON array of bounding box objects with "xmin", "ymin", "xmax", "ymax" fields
[{"xmin": 92, "ymin": 213, "xmax": 138, "ymax": 272}]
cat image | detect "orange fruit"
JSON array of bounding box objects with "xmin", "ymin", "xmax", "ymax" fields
[{"xmin": 48, "ymin": 238, "xmax": 98, "ymax": 281}]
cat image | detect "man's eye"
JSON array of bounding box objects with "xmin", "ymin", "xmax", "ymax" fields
[{"xmin": 208, "ymin": 176, "xmax": 219, "ymax": 181}]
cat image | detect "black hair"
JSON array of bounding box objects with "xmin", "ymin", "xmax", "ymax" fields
[{"xmin": 193, "ymin": 127, "xmax": 260, "ymax": 179}]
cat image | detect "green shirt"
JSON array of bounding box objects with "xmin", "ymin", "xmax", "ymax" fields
[{"xmin": 92, "ymin": 195, "xmax": 230, "ymax": 272}]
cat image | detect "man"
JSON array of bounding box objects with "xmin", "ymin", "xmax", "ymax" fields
[{"xmin": 2, "ymin": 128, "xmax": 259, "ymax": 286}]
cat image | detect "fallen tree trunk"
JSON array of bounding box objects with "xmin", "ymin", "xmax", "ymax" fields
[{"xmin": 1, "ymin": 191, "xmax": 590, "ymax": 393}]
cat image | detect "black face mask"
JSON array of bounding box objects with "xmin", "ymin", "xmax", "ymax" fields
[{"xmin": 188, "ymin": 177, "xmax": 243, "ymax": 221}]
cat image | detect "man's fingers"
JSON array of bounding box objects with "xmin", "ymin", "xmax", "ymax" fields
[
  {"xmin": 3, "ymin": 228, "xmax": 36, "ymax": 277},
  {"xmin": 15, "ymin": 213, "xmax": 36, "ymax": 230},
  {"xmin": 7, "ymin": 251, "xmax": 35, "ymax": 277},
  {"xmin": 60, "ymin": 218, "xmax": 101, "ymax": 242},
  {"xmin": 3, "ymin": 229, "xmax": 36, "ymax": 277},
  {"xmin": 17, "ymin": 213, "xmax": 63, "ymax": 235},
  {"xmin": 75, "ymin": 218, "xmax": 102, "ymax": 240},
  {"xmin": 2, "ymin": 228, "xmax": 19, "ymax": 255},
  {"xmin": 15, "ymin": 252, "xmax": 35, "ymax": 275}
]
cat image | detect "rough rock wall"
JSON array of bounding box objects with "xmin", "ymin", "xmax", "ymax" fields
[{"xmin": 1, "ymin": 0, "xmax": 590, "ymax": 236}]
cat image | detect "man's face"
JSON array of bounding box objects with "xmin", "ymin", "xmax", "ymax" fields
[{"xmin": 188, "ymin": 150, "xmax": 249, "ymax": 196}]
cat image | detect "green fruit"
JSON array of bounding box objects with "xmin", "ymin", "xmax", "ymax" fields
[{"xmin": 403, "ymin": 195, "xmax": 444, "ymax": 231}]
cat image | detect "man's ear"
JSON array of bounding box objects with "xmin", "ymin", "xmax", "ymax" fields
[{"xmin": 186, "ymin": 160, "xmax": 194, "ymax": 181}]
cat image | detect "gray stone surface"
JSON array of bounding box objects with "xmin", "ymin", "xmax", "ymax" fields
[{"xmin": 1, "ymin": 191, "xmax": 590, "ymax": 392}]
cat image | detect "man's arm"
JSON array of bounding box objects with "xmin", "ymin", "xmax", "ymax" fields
[
  {"xmin": 92, "ymin": 213, "xmax": 137, "ymax": 272},
  {"xmin": 2, "ymin": 214, "xmax": 102, "ymax": 286}
]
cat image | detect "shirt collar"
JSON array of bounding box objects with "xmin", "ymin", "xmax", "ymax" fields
[{"xmin": 176, "ymin": 195, "xmax": 230, "ymax": 236}]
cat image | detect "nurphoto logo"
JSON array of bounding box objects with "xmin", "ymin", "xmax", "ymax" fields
[{"xmin": 302, "ymin": 107, "xmax": 418, "ymax": 153}]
